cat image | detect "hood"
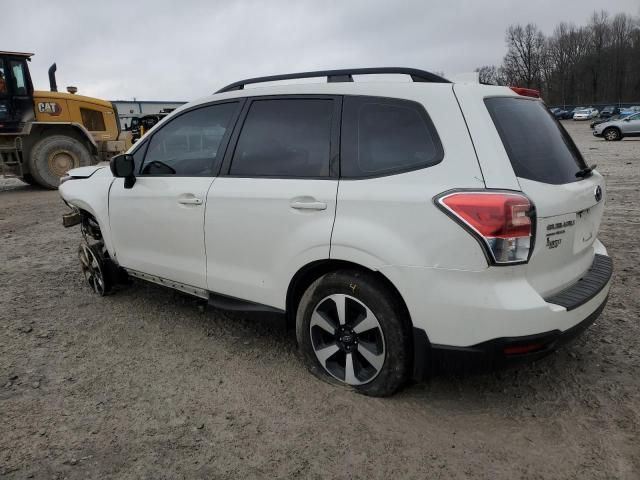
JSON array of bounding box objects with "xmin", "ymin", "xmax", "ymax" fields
[{"xmin": 66, "ymin": 163, "xmax": 109, "ymax": 178}]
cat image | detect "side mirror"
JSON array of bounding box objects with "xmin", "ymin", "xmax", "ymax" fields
[{"xmin": 110, "ymin": 154, "xmax": 136, "ymax": 189}]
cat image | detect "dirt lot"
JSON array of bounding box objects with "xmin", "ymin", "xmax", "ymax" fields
[{"xmin": 1, "ymin": 122, "xmax": 639, "ymax": 479}]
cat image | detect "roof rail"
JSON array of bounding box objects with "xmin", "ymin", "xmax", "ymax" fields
[{"xmin": 215, "ymin": 67, "xmax": 450, "ymax": 93}]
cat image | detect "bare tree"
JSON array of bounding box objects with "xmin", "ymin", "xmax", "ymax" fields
[
  {"xmin": 475, "ymin": 65, "xmax": 503, "ymax": 85},
  {"xmin": 477, "ymin": 11, "xmax": 640, "ymax": 105},
  {"xmin": 502, "ymin": 24, "xmax": 546, "ymax": 88},
  {"xmin": 586, "ymin": 11, "xmax": 610, "ymax": 103}
]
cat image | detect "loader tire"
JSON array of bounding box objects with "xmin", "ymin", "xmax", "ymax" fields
[
  {"xmin": 21, "ymin": 173, "xmax": 39, "ymax": 187},
  {"xmin": 28, "ymin": 135, "xmax": 92, "ymax": 189}
]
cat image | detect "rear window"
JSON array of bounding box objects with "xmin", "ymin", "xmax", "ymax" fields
[
  {"xmin": 341, "ymin": 96, "xmax": 443, "ymax": 178},
  {"xmin": 485, "ymin": 97, "xmax": 587, "ymax": 184}
]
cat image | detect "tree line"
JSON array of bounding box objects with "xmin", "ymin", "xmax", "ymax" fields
[{"xmin": 476, "ymin": 11, "xmax": 640, "ymax": 106}]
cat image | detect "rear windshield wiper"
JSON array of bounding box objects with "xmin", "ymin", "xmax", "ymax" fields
[{"xmin": 576, "ymin": 164, "xmax": 596, "ymax": 178}]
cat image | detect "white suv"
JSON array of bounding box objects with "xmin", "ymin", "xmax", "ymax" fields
[{"xmin": 59, "ymin": 68, "xmax": 612, "ymax": 396}]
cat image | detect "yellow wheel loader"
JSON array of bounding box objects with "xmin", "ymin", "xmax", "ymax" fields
[{"xmin": 0, "ymin": 51, "xmax": 132, "ymax": 189}]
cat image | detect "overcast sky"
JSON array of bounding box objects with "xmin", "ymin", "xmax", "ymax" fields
[{"xmin": 3, "ymin": 0, "xmax": 639, "ymax": 101}]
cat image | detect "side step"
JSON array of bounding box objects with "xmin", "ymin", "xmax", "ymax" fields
[
  {"xmin": 208, "ymin": 291, "xmax": 285, "ymax": 314},
  {"xmin": 124, "ymin": 267, "xmax": 286, "ymax": 314}
]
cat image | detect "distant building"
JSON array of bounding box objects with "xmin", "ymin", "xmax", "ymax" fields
[{"xmin": 111, "ymin": 100, "xmax": 186, "ymax": 129}]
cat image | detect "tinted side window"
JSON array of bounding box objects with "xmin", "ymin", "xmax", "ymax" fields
[
  {"xmin": 485, "ymin": 97, "xmax": 586, "ymax": 184},
  {"xmin": 230, "ymin": 99, "xmax": 333, "ymax": 177},
  {"xmin": 132, "ymin": 141, "xmax": 148, "ymax": 173},
  {"xmin": 341, "ymin": 96, "xmax": 443, "ymax": 178},
  {"xmin": 141, "ymin": 102, "xmax": 238, "ymax": 176}
]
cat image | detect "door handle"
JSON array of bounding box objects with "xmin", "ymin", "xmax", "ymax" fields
[
  {"xmin": 290, "ymin": 200, "xmax": 327, "ymax": 211},
  {"xmin": 178, "ymin": 197, "xmax": 203, "ymax": 205}
]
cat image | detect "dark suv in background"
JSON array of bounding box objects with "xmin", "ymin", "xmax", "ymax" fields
[{"xmin": 599, "ymin": 106, "xmax": 620, "ymax": 119}]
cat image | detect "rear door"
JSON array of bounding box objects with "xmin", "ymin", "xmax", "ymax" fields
[
  {"xmin": 205, "ymin": 96, "xmax": 340, "ymax": 309},
  {"xmin": 455, "ymin": 85, "xmax": 606, "ymax": 297}
]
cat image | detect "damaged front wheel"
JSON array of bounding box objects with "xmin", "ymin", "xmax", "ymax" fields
[{"xmin": 78, "ymin": 243, "xmax": 111, "ymax": 296}]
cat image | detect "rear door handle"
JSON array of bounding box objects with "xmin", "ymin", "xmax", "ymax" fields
[
  {"xmin": 178, "ymin": 197, "xmax": 203, "ymax": 205},
  {"xmin": 290, "ymin": 200, "xmax": 327, "ymax": 211}
]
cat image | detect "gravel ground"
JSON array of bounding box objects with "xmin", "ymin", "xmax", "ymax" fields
[{"xmin": 1, "ymin": 121, "xmax": 639, "ymax": 479}]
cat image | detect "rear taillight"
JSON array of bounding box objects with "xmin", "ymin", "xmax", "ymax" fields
[
  {"xmin": 436, "ymin": 191, "xmax": 535, "ymax": 265},
  {"xmin": 509, "ymin": 86, "xmax": 540, "ymax": 98}
]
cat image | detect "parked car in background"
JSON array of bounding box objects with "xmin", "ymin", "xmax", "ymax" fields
[
  {"xmin": 620, "ymin": 106, "xmax": 640, "ymax": 116},
  {"xmin": 58, "ymin": 67, "xmax": 612, "ymax": 396},
  {"xmin": 573, "ymin": 108, "xmax": 598, "ymax": 120},
  {"xmin": 593, "ymin": 112, "xmax": 640, "ymax": 140},
  {"xmin": 590, "ymin": 111, "xmax": 635, "ymax": 129},
  {"xmin": 598, "ymin": 106, "xmax": 620, "ymax": 119},
  {"xmin": 549, "ymin": 107, "xmax": 572, "ymax": 120}
]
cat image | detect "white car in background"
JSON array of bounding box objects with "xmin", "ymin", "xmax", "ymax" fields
[
  {"xmin": 58, "ymin": 68, "xmax": 612, "ymax": 396},
  {"xmin": 573, "ymin": 108, "xmax": 598, "ymax": 120}
]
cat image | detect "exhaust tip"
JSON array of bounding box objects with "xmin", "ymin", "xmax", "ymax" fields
[{"xmin": 48, "ymin": 63, "xmax": 58, "ymax": 92}]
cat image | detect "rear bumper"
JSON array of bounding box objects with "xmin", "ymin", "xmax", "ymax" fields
[
  {"xmin": 418, "ymin": 295, "xmax": 607, "ymax": 377},
  {"xmin": 409, "ymin": 253, "xmax": 612, "ymax": 378}
]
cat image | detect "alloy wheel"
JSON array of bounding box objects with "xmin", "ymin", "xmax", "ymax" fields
[
  {"xmin": 309, "ymin": 294, "xmax": 385, "ymax": 385},
  {"xmin": 78, "ymin": 243, "xmax": 106, "ymax": 295},
  {"xmin": 605, "ymin": 129, "xmax": 619, "ymax": 141}
]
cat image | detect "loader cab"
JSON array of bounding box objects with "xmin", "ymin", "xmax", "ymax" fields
[{"xmin": 0, "ymin": 51, "xmax": 35, "ymax": 133}]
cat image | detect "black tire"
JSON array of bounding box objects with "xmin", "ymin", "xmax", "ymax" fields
[
  {"xmin": 603, "ymin": 127, "xmax": 622, "ymax": 141},
  {"xmin": 20, "ymin": 173, "xmax": 39, "ymax": 187},
  {"xmin": 296, "ymin": 270, "xmax": 412, "ymax": 397},
  {"xmin": 28, "ymin": 134, "xmax": 93, "ymax": 189}
]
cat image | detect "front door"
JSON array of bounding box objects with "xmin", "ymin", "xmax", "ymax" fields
[
  {"xmin": 205, "ymin": 96, "xmax": 341, "ymax": 309},
  {"xmin": 622, "ymin": 113, "xmax": 640, "ymax": 135},
  {"xmin": 109, "ymin": 101, "xmax": 241, "ymax": 289}
]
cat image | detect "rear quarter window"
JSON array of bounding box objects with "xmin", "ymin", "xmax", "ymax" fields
[
  {"xmin": 340, "ymin": 96, "xmax": 443, "ymax": 178},
  {"xmin": 485, "ymin": 97, "xmax": 587, "ymax": 185}
]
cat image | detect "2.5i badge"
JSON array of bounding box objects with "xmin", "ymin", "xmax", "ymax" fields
[
  {"xmin": 545, "ymin": 217, "xmax": 575, "ymax": 249},
  {"xmin": 37, "ymin": 102, "xmax": 62, "ymax": 115}
]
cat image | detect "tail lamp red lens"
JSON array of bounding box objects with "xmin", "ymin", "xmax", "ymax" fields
[
  {"xmin": 509, "ymin": 86, "xmax": 540, "ymax": 98},
  {"xmin": 437, "ymin": 191, "xmax": 535, "ymax": 265}
]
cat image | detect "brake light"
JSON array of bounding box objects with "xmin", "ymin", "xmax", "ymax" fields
[
  {"xmin": 436, "ymin": 191, "xmax": 535, "ymax": 264},
  {"xmin": 510, "ymin": 86, "xmax": 540, "ymax": 98}
]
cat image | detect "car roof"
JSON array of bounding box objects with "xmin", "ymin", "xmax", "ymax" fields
[{"xmin": 179, "ymin": 80, "xmax": 515, "ymax": 114}]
